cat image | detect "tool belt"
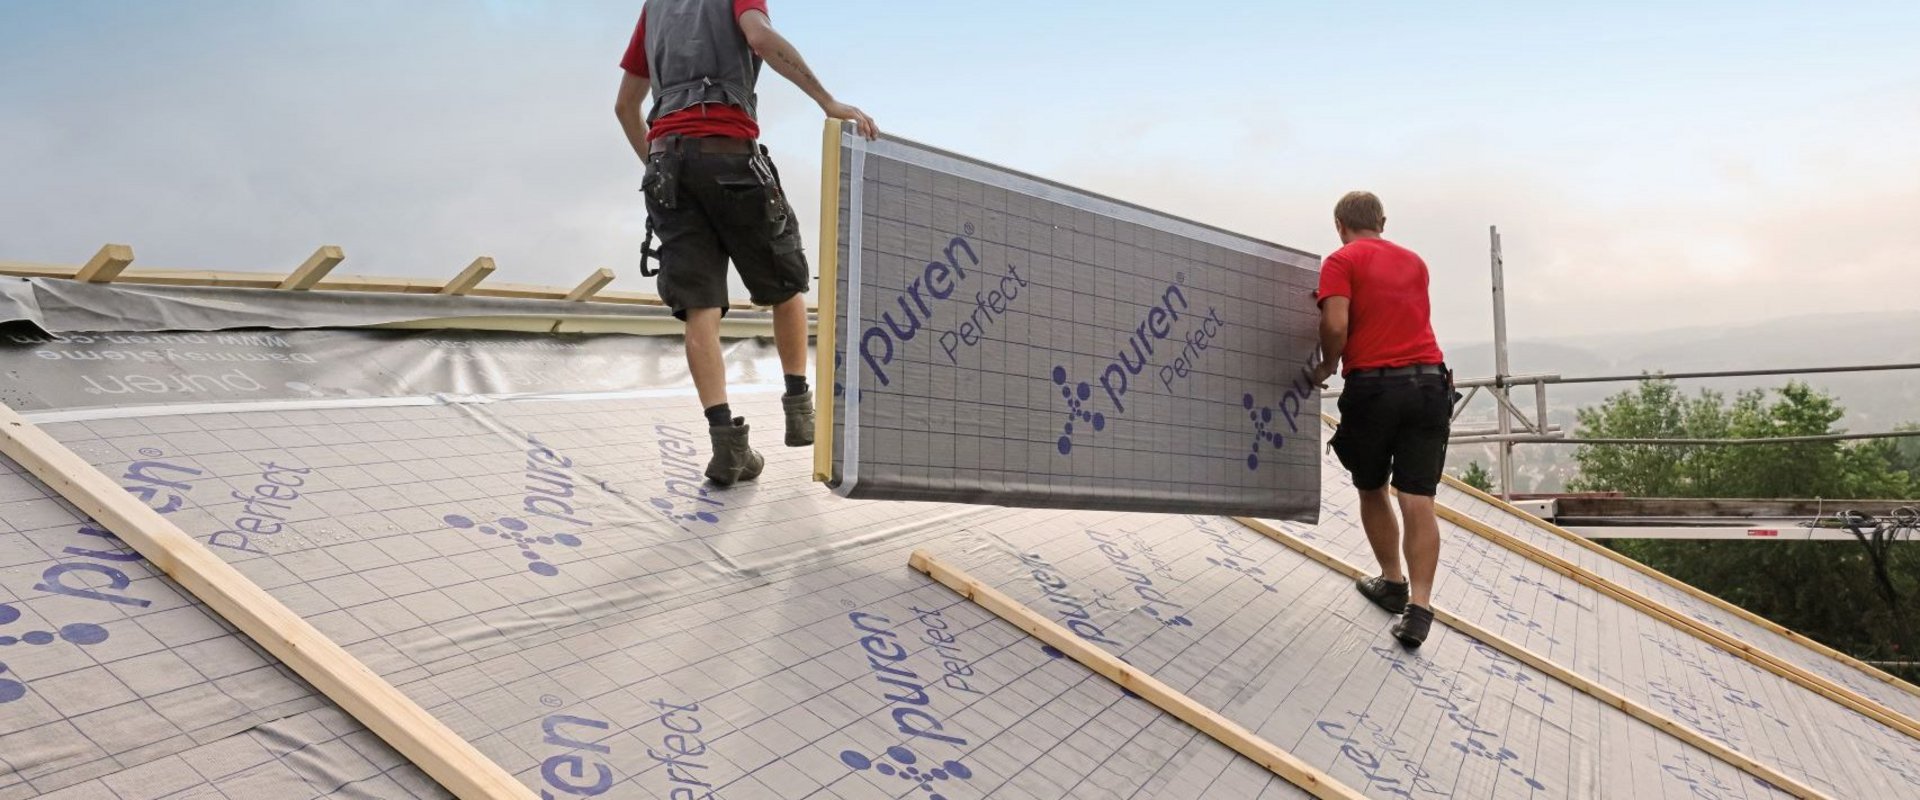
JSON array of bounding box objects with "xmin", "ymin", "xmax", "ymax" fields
[
  {"xmin": 1346, "ymin": 363, "xmax": 1462, "ymax": 406},
  {"xmin": 638, "ymin": 135, "xmax": 785, "ymax": 278}
]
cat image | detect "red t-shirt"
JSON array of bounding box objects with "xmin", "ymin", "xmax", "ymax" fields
[
  {"xmin": 620, "ymin": 1, "xmax": 767, "ymax": 141},
  {"xmin": 1315, "ymin": 237, "xmax": 1446, "ymax": 375}
]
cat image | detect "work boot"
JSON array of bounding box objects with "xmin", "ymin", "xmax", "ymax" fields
[
  {"xmin": 1355, "ymin": 576, "xmax": 1410, "ymax": 615},
  {"xmin": 705, "ymin": 418, "xmax": 764, "ymax": 486},
  {"xmin": 1392, "ymin": 604, "xmax": 1435, "ymax": 649},
  {"xmin": 783, "ymin": 390, "xmax": 815, "ymax": 447}
]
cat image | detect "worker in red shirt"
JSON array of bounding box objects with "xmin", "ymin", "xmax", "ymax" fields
[
  {"xmin": 1310, "ymin": 191, "xmax": 1452, "ymax": 648},
  {"xmin": 614, "ymin": 0, "xmax": 877, "ymax": 485}
]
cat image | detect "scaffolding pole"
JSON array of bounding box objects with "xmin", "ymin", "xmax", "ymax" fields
[{"xmin": 1490, "ymin": 226, "xmax": 1514, "ymax": 499}]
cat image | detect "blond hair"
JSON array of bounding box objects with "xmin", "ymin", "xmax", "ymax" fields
[{"xmin": 1334, "ymin": 191, "xmax": 1386, "ymax": 232}]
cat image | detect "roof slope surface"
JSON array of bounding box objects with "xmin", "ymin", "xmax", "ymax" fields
[{"xmin": 0, "ymin": 327, "xmax": 1912, "ymax": 799}]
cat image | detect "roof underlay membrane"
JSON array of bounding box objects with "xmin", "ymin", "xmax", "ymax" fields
[{"xmin": 0, "ymin": 313, "xmax": 1917, "ymax": 800}]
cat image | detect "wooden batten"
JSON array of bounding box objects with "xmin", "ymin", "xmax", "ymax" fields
[
  {"xmin": 0, "ymin": 257, "xmax": 815, "ymax": 313},
  {"xmin": 440, "ymin": 257, "xmax": 496, "ymax": 296},
  {"xmin": 279, "ymin": 245, "xmax": 345, "ymax": 290},
  {"xmin": 75, "ymin": 244, "xmax": 134, "ymax": 283},
  {"xmin": 1235, "ymin": 517, "xmax": 1833, "ymax": 800},
  {"xmin": 1433, "ymin": 500, "xmax": 1920, "ymax": 742},
  {"xmin": 564, "ymin": 268, "xmax": 616, "ymax": 302},
  {"xmin": 1442, "ymin": 475, "xmax": 1920, "ymax": 701},
  {"xmin": 909, "ymin": 549, "xmax": 1367, "ymax": 800},
  {"xmin": 0, "ymin": 403, "xmax": 535, "ymax": 799}
]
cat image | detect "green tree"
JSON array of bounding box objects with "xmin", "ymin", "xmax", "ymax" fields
[
  {"xmin": 1886, "ymin": 422, "xmax": 1920, "ymax": 475},
  {"xmin": 1574, "ymin": 380, "xmax": 1918, "ymax": 670},
  {"xmin": 1567, "ymin": 379, "xmax": 1730, "ymax": 497},
  {"xmin": 1458, "ymin": 461, "xmax": 1494, "ymax": 493},
  {"xmin": 1572, "ymin": 380, "xmax": 1912, "ymax": 499}
]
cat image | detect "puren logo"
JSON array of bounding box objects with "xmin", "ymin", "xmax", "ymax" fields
[
  {"xmin": 841, "ymin": 746, "xmax": 973, "ymax": 800},
  {"xmin": 650, "ymin": 424, "xmax": 730, "ymax": 531},
  {"xmin": 857, "ymin": 231, "xmax": 982, "ymax": 387},
  {"xmin": 650, "ymin": 498, "xmax": 720, "ymax": 526},
  {"xmin": 1051, "ymin": 280, "xmax": 1214, "ymax": 456},
  {"xmin": 442, "ymin": 514, "xmax": 581, "ymax": 577},
  {"xmin": 1086, "ymin": 530, "xmax": 1193, "ymax": 627},
  {"xmin": 1203, "ymin": 553, "xmax": 1281, "ymax": 594},
  {"xmin": 1242, "ymin": 393, "xmax": 1286, "ymax": 470},
  {"xmin": 8, "ymin": 448, "xmax": 192, "ymax": 705},
  {"xmin": 1049, "ymin": 366, "xmax": 1105, "ymax": 455},
  {"xmin": 1190, "ymin": 516, "xmax": 1283, "ymax": 592},
  {"xmin": 0, "ymin": 602, "xmax": 110, "ymax": 704}
]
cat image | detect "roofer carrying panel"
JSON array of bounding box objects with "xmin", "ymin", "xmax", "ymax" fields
[
  {"xmin": 1310, "ymin": 191, "xmax": 1452, "ymax": 648},
  {"xmin": 614, "ymin": 0, "xmax": 878, "ymax": 485}
]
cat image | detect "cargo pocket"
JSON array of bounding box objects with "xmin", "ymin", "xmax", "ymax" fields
[
  {"xmin": 1412, "ymin": 380, "xmax": 1455, "ymax": 439},
  {"xmin": 769, "ymin": 194, "xmax": 804, "ymax": 256},
  {"xmin": 1328, "ymin": 383, "xmax": 1368, "ymax": 465},
  {"xmin": 716, "ymin": 177, "xmax": 778, "ymax": 231},
  {"xmin": 768, "ymin": 209, "xmax": 810, "ymax": 293}
]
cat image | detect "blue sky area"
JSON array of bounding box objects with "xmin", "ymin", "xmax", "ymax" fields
[{"xmin": 3, "ymin": 1, "xmax": 1917, "ymax": 342}]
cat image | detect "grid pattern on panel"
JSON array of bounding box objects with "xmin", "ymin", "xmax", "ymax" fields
[
  {"xmin": 0, "ymin": 456, "xmax": 333, "ymax": 797},
  {"xmin": 8, "ymin": 387, "xmax": 1909, "ymax": 798},
  {"xmin": 831, "ymin": 137, "xmax": 1321, "ymax": 517},
  {"xmin": 1439, "ymin": 482, "xmax": 1920, "ymax": 724},
  {"xmin": 22, "ymin": 396, "xmax": 1313, "ymax": 799},
  {"xmin": 1295, "ymin": 436, "xmax": 1920, "ymax": 798}
]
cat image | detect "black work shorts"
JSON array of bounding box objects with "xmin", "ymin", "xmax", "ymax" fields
[
  {"xmin": 1330, "ymin": 372, "xmax": 1453, "ymax": 496},
  {"xmin": 643, "ymin": 147, "xmax": 810, "ymax": 318}
]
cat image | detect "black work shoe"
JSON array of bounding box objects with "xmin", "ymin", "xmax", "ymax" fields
[
  {"xmin": 705, "ymin": 418, "xmax": 765, "ymax": 486},
  {"xmin": 1392, "ymin": 604, "xmax": 1434, "ymax": 649},
  {"xmin": 783, "ymin": 391, "xmax": 815, "ymax": 447},
  {"xmin": 1355, "ymin": 576, "xmax": 1410, "ymax": 615}
]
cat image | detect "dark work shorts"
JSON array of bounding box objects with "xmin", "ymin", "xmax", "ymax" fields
[
  {"xmin": 643, "ymin": 146, "xmax": 810, "ymax": 319},
  {"xmin": 1330, "ymin": 372, "xmax": 1453, "ymax": 496}
]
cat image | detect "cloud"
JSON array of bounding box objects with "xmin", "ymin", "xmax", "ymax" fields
[
  {"xmin": 1024, "ymin": 92, "xmax": 1920, "ymax": 343},
  {"xmin": 2, "ymin": 3, "xmax": 1915, "ymax": 344}
]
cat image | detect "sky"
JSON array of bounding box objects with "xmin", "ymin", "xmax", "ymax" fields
[{"xmin": 3, "ymin": 1, "xmax": 1917, "ymax": 348}]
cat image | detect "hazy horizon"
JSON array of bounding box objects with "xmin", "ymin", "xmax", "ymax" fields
[{"xmin": 4, "ymin": 1, "xmax": 1917, "ymax": 343}]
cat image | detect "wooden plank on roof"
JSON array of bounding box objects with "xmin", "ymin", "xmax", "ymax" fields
[
  {"xmin": 909, "ymin": 548, "xmax": 1368, "ymax": 800},
  {"xmin": 75, "ymin": 244, "xmax": 134, "ymax": 283},
  {"xmin": 0, "ymin": 403, "xmax": 534, "ymax": 799},
  {"xmin": 1237, "ymin": 517, "xmax": 1835, "ymax": 800},
  {"xmin": 563, "ymin": 268, "xmax": 616, "ymax": 302},
  {"xmin": 440, "ymin": 257, "xmax": 496, "ymax": 296},
  {"xmin": 279, "ymin": 246, "xmax": 345, "ymax": 290},
  {"xmin": 0, "ymin": 260, "xmax": 80, "ymax": 279},
  {"xmin": 1434, "ymin": 498, "xmax": 1920, "ymax": 741},
  {"xmin": 0, "ymin": 256, "xmax": 771, "ymax": 312},
  {"xmin": 1446, "ymin": 473, "xmax": 1919, "ymax": 701}
]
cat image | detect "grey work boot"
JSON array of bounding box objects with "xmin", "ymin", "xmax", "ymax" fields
[
  {"xmin": 783, "ymin": 391, "xmax": 815, "ymax": 447},
  {"xmin": 1355, "ymin": 576, "xmax": 1410, "ymax": 615},
  {"xmin": 1392, "ymin": 604, "xmax": 1435, "ymax": 649},
  {"xmin": 705, "ymin": 418, "xmax": 765, "ymax": 486}
]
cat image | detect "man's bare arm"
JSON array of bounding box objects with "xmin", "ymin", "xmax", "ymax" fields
[
  {"xmin": 614, "ymin": 72, "xmax": 650, "ymax": 162},
  {"xmin": 1314, "ymin": 296, "xmax": 1350, "ymax": 385},
  {"xmin": 738, "ymin": 10, "xmax": 878, "ymax": 139}
]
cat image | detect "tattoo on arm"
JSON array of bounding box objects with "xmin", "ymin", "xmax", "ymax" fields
[
  {"xmin": 777, "ymin": 51, "xmax": 814, "ymax": 82},
  {"xmin": 764, "ymin": 37, "xmax": 830, "ymax": 103},
  {"xmin": 787, "ymin": 57, "xmax": 818, "ymax": 86}
]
